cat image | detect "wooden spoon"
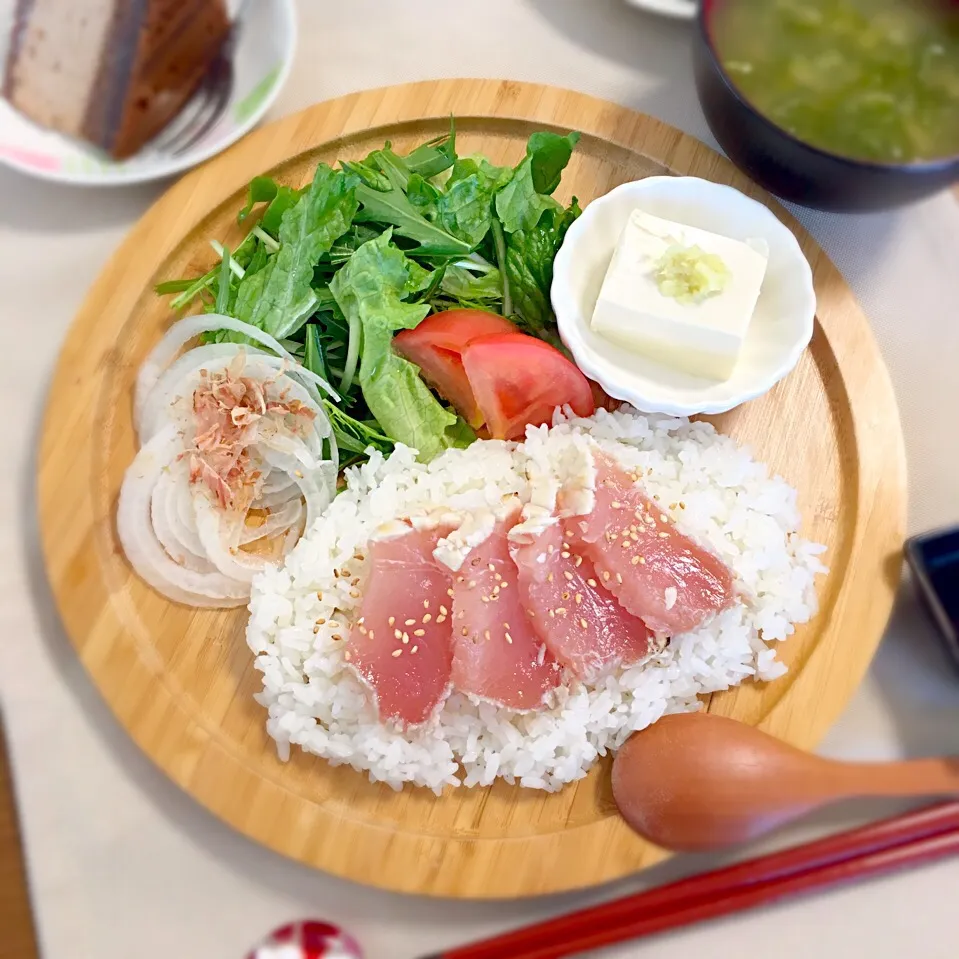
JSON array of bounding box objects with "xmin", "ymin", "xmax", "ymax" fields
[{"xmin": 612, "ymin": 712, "xmax": 959, "ymax": 851}]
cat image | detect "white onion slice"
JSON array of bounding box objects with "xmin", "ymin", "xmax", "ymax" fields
[
  {"xmin": 240, "ymin": 498, "xmax": 303, "ymax": 546},
  {"xmin": 137, "ymin": 343, "xmax": 249, "ymax": 442},
  {"xmin": 135, "ymin": 314, "xmax": 338, "ymax": 419},
  {"xmin": 117, "ymin": 427, "xmax": 250, "ymax": 606},
  {"xmin": 118, "ymin": 315, "xmax": 341, "ymax": 609},
  {"xmin": 150, "ymin": 467, "xmax": 215, "ymax": 573},
  {"xmin": 192, "ymin": 491, "xmax": 266, "ymax": 584}
]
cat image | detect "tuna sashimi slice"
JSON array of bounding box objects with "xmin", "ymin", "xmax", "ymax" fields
[
  {"xmin": 566, "ymin": 451, "xmax": 734, "ymax": 635},
  {"xmin": 450, "ymin": 513, "xmax": 561, "ymax": 710},
  {"xmin": 347, "ymin": 524, "xmax": 454, "ymax": 726},
  {"xmin": 511, "ymin": 522, "xmax": 655, "ymax": 681}
]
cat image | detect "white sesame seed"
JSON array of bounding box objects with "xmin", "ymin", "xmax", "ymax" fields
[
  {"xmin": 411, "ymin": 645, "xmax": 418, "ymax": 653},
  {"xmin": 394, "ymin": 629, "xmax": 403, "ymax": 639},
  {"xmin": 505, "ymin": 632, "xmax": 513, "ymax": 644},
  {"xmin": 580, "ymin": 617, "xmax": 588, "ymax": 629},
  {"xmin": 423, "ymin": 599, "xmax": 430, "ymax": 609},
  {"xmin": 575, "ymin": 593, "xmax": 583, "ymax": 604},
  {"xmin": 388, "ymin": 616, "xmax": 395, "ymax": 626},
  {"xmin": 422, "ymin": 613, "xmax": 432, "ymax": 623},
  {"xmin": 413, "ymin": 628, "xmax": 425, "ymax": 637},
  {"xmin": 563, "ymin": 570, "xmax": 574, "ymax": 581},
  {"xmin": 659, "ymin": 531, "xmax": 669, "ymax": 538},
  {"xmin": 587, "ymin": 578, "xmax": 597, "ymax": 587},
  {"xmin": 405, "ymin": 618, "xmax": 416, "ymax": 626},
  {"xmin": 391, "ymin": 649, "xmax": 403, "ymax": 658},
  {"xmin": 556, "ymin": 607, "xmax": 567, "ymax": 615}
]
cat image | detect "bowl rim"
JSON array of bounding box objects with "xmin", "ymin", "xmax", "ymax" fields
[
  {"xmin": 551, "ymin": 175, "xmax": 816, "ymax": 418},
  {"xmin": 695, "ymin": 0, "xmax": 959, "ymax": 176}
]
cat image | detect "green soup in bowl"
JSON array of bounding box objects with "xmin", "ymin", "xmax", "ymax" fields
[{"xmin": 711, "ymin": 0, "xmax": 959, "ymax": 165}]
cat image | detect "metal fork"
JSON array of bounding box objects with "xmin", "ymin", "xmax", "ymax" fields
[{"xmin": 150, "ymin": 0, "xmax": 252, "ymax": 157}]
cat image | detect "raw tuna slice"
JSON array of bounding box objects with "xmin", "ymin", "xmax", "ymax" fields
[
  {"xmin": 566, "ymin": 451, "xmax": 734, "ymax": 635},
  {"xmin": 450, "ymin": 513, "xmax": 561, "ymax": 710},
  {"xmin": 511, "ymin": 522, "xmax": 655, "ymax": 681},
  {"xmin": 347, "ymin": 524, "xmax": 454, "ymax": 726}
]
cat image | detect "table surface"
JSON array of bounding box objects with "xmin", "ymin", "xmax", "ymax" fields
[{"xmin": 3, "ymin": 2, "xmax": 959, "ymax": 958}]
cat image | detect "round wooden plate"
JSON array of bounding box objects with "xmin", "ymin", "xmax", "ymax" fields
[{"xmin": 38, "ymin": 80, "xmax": 907, "ymax": 898}]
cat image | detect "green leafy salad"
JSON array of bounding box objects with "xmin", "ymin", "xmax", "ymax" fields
[{"xmin": 156, "ymin": 122, "xmax": 582, "ymax": 467}]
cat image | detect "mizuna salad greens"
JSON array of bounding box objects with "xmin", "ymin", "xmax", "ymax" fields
[{"xmin": 157, "ymin": 122, "xmax": 582, "ymax": 467}]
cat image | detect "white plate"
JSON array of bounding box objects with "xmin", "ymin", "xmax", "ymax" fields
[
  {"xmin": 0, "ymin": 0, "xmax": 296, "ymax": 186},
  {"xmin": 624, "ymin": 0, "xmax": 698, "ymax": 21},
  {"xmin": 551, "ymin": 176, "xmax": 816, "ymax": 417}
]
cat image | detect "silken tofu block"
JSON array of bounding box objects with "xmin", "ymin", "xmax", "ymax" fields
[{"xmin": 590, "ymin": 209, "xmax": 769, "ymax": 381}]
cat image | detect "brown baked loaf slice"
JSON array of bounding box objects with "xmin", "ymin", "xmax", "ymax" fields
[{"xmin": 3, "ymin": 0, "xmax": 230, "ymax": 159}]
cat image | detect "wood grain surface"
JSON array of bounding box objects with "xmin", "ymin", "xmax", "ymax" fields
[
  {"xmin": 37, "ymin": 79, "xmax": 907, "ymax": 898},
  {"xmin": 0, "ymin": 715, "xmax": 40, "ymax": 959}
]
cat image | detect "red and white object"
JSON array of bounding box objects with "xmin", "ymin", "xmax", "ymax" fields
[{"xmin": 247, "ymin": 921, "xmax": 363, "ymax": 959}]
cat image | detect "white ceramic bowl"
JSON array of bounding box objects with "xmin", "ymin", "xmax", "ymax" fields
[
  {"xmin": 0, "ymin": 0, "xmax": 296, "ymax": 186},
  {"xmin": 552, "ymin": 176, "xmax": 816, "ymax": 417}
]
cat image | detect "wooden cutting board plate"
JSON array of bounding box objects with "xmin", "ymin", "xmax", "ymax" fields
[{"xmin": 38, "ymin": 80, "xmax": 907, "ymax": 898}]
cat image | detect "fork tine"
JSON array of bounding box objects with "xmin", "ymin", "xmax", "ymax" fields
[
  {"xmin": 169, "ymin": 59, "xmax": 235, "ymax": 156},
  {"xmin": 149, "ymin": 82, "xmax": 214, "ymax": 152}
]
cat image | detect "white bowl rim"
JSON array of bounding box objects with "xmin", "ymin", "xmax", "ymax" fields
[
  {"xmin": 623, "ymin": 0, "xmax": 698, "ymax": 21},
  {"xmin": 0, "ymin": 0, "xmax": 298, "ymax": 187},
  {"xmin": 551, "ymin": 175, "xmax": 816, "ymax": 417}
]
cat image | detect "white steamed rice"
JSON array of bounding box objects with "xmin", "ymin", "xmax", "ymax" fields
[{"xmin": 246, "ymin": 407, "xmax": 828, "ymax": 793}]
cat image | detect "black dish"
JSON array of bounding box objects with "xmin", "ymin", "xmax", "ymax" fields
[{"xmin": 692, "ymin": 1, "xmax": 959, "ymax": 212}]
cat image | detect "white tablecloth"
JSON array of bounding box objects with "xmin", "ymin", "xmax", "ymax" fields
[{"xmin": 2, "ymin": 2, "xmax": 958, "ymax": 957}]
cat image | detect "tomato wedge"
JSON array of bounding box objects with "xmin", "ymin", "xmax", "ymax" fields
[
  {"xmin": 393, "ymin": 310, "xmax": 517, "ymax": 428},
  {"xmin": 461, "ymin": 333, "xmax": 596, "ymax": 440}
]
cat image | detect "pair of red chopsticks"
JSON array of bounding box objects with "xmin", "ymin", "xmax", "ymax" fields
[{"xmin": 423, "ymin": 801, "xmax": 959, "ymax": 959}]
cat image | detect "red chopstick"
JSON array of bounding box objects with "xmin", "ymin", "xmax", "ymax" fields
[{"xmin": 424, "ymin": 801, "xmax": 959, "ymax": 959}]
